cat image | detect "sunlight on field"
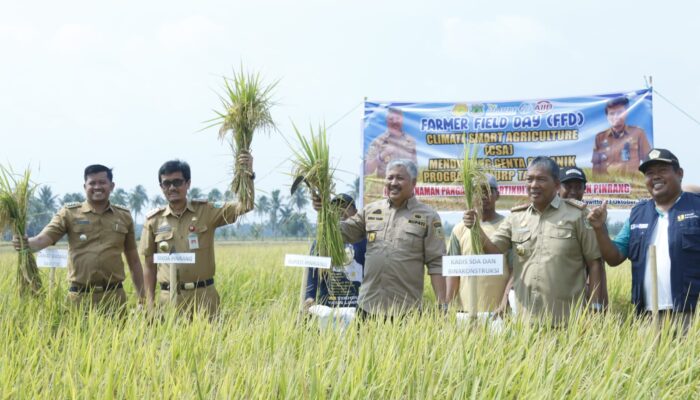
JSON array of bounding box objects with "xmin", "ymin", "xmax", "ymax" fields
[{"xmin": 0, "ymin": 243, "xmax": 698, "ymax": 398}]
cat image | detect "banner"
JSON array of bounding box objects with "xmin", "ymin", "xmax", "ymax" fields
[{"xmin": 362, "ymin": 88, "xmax": 653, "ymax": 210}]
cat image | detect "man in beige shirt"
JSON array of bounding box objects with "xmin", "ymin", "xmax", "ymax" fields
[
  {"xmin": 447, "ymin": 174, "xmax": 511, "ymax": 314},
  {"xmin": 317, "ymin": 159, "xmax": 446, "ymax": 318},
  {"xmin": 464, "ymin": 157, "xmax": 604, "ymax": 324},
  {"xmin": 14, "ymin": 164, "xmax": 144, "ymax": 311},
  {"xmin": 140, "ymin": 155, "xmax": 253, "ymax": 317}
]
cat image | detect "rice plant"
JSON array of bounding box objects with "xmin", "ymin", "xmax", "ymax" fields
[
  {"xmin": 208, "ymin": 66, "xmax": 277, "ymax": 209},
  {"xmin": 289, "ymin": 124, "xmax": 346, "ymax": 267},
  {"xmin": 461, "ymin": 143, "xmax": 491, "ymax": 255},
  {"xmin": 0, "ymin": 165, "xmax": 42, "ymax": 296}
]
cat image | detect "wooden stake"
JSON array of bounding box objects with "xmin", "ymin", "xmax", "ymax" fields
[
  {"xmin": 299, "ymin": 267, "xmax": 309, "ymax": 314},
  {"xmin": 468, "ymin": 277, "xmax": 478, "ymax": 319},
  {"xmin": 49, "ymin": 267, "xmax": 56, "ymax": 289},
  {"xmin": 649, "ymin": 245, "xmax": 658, "ymax": 324},
  {"xmin": 169, "ymin": 264, "xmax": 178, "ymax": 304}
]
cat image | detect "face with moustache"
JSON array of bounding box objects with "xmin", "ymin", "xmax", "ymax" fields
[
  {"xmin": 643, "ymin": 162, "xmax": 683, "ymax": 205},
  {"xmin": 84, "ymin": 172, "xmax": 115, "ymax": 205},
  {"xmin": 385, "ymin": 165, "xmax": 416, "ymax": 206},
  {"xmin": 526, "ymin": 165, "xmax": 560, "ymax": 212},
  {"xmin": 159, "ymin": 171, "xmax": 191, "ymax": 207}
]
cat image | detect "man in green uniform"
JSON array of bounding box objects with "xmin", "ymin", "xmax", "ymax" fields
[
  {"xmin": 13, "ymin": 164, "xmax": 145, "ymax": 311},
  {"xmin": 464, "ymin": 157, "xmax": 605, "ymax": 324},
  {"xmin": 447, "ymin": 174, "xmax": 511, "ymax": 314},
  {"xmin": 317, "ymin": 159, "xmax": 447, "ymax": 319},
  {"xmin": 140, "ymin": 155, "xmax": 254, "ymax": 316}
]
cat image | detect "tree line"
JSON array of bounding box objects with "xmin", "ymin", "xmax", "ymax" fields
[{"xmin": 17, "ymin": 178, "xmax": 361, "ymax": 240}]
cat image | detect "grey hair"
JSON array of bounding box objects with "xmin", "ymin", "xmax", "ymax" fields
[
  {"xmin": 386, "ymin": 159, "xmax": 418, "ymax": 180},
  {"xmin": 528, "ymin": 156, "xmax": 560, "ymax": 181}
]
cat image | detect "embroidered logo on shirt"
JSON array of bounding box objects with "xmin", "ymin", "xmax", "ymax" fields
[
  {"xmin": 677, "ymin": 213, "xmax": 698, "ymax": 222},
  {"xmin": 631, "ymin": 223, "xmax": 649, "ymax": 230}
]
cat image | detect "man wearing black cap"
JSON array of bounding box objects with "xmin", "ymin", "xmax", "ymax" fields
[
  {"xmin": 559, "ymin": 166, "xmax": 609, "ymax": 306},
  {"xmin": 305, "ymin": 194, "xmax": 366, "ymax": 309},
  {"xmin": 559, "ymin": 166, "xmax": 587, "ymax": 201},
  {"xmin": 591, "ymin": 97, "xmax": 651, "ymax": 175},
  {"xmin": 588, "ymin": 148, "xmax": 700, "ymax": 321}
]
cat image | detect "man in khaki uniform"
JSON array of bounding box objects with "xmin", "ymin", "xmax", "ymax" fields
[
  {"xmin": 140, "ymin": 156, "xmax": 253, "ymax": 316},
  {"xmin": 364, "ymin": 108, "xmax": 417, "ymax": 179},
  {"xmin": 318, "ymin": 159, "xmax": 446, "ymax": 318},
  {"xmin": 464, "ymin": 157, "xmax": 605, "ymax": 324},
  {"xmin": 13, "ymin": 164, "xmax": 145, "ymax": 311},
  {"xmin": 447, "ymin": 174, "xmax": 511, "ymax": 314},
  {"xmin": 591, "ymin": 96, "xmax": 651, "ymax": 175}
]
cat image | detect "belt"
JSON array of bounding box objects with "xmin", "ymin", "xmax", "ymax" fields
[
  {"xmin": 69, "ymin": 282, "xmax": 123, "ymax": 293},
  {"xmin": 160, "ymin": 278, "xmax": 214, "ymax": 291}
]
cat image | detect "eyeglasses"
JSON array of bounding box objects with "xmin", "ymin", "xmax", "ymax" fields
[{"xmin": 160, "ymin": 179, "xmax": 186, "ymax": 189}]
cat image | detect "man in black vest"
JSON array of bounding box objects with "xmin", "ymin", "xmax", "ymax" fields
[{"xmin": 588, "ymin": 148, "xmax": 700, "ymax": 325}]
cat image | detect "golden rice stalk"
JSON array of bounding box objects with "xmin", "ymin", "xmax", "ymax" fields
[
  {"xmin": 289, "ymin": 124, "xmax": 346, "ymax": 267},
  {"xmin": 0, "ymin": 165, "xmax": 42, "ymax": 296},
  {"xmin": 461, "ymin": 143, "xmax": 491, "ymax": 255},
  {"xmin": 207, "ymin": 66, "xmax": 277, "ymax": 209}
]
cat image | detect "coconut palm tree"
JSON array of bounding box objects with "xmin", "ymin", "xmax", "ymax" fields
[
  {"xmin": 269, "ymin": 189, "xmax": 282, "ymax": 236},
  {"xmin": 256, "ymin": 195, "xmax": 270, "ymax": 224},
  {"xmin": 208, "ymin": 188, "xmax": 223, "ymax": 202},
  {"xmin": 129, "ymin": 185, "xmax": 148, "ymax": 222},
  {"xmin": 109, "ymin": 189, "xmax": 128, "ymax": 206},
  {"xmin": 150, "ymin": 194, "xmax": 166, "ymax": 208},
  {"xmin": 290, "ymin": 185, "xmax": 308, "ymax": 212},
  {"xmin": 61, "ymin": 192, "xmax": 86, "ymax": 205},
  {"xmin": 189, "ymin": 187, "xmax": 203, "ymax": 201}
]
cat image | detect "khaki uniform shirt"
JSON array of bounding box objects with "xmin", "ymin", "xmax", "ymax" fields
[
  {"xmin": 592, "ymin": 125, "xmax": 651, "ymax": 174},
  {"xmin": 365, "ymin": 131, "xmax": 417, "ymax": 178},
  {"xmin": 40, "ymin": 201, "xmax": 136, "ymax": 285},
  {"xmin": 140, "ymin": 200, "xmax": 242, "ymax": 283},
  {"xmin": 490, "ymin": 196, "xmax": 600, "ymax": 322},
  {"xmin": 448, "ymin": 215, "xmax": 511, "ymax": 312},
  {"xmin": 340, "ymin": 196, "xmax": 445, "ymax": 315}
]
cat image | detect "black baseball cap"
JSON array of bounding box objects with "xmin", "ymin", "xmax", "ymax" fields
[
  {"xmin": 559, "ymin": 166, "xmax": 587, "ymax": 183},
  {"xmin": 331, "ymin": 193, "xmax": 355, "ymax": 208},
  {"xmin": 638, "ymin": 148, "xmax": 680, "ymax": 172}
]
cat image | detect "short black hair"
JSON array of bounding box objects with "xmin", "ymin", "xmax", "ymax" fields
[
  {"xmin": 84, "ymin": 164, "xmax": 113, "ymax": 182},
  {"xmin": 158, "ymin": 160, "xmax": 191, "ymax": 183},
  {"xmin": 605, "ymin": 97, "xmax": 629, "ymax": 115},
  {"xmin": 528, "ymin": 156, "xmax": 560, "ymax": 181}
]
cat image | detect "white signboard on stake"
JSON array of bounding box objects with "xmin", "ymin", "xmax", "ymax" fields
[{"xmin": 442, "ymin": 255, "xmax": 504, "ymax": 277}]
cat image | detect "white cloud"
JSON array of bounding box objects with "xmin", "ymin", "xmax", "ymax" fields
[
  {"xmin": 156, "ymin": 15, "xmax": 225, "ymax": 50},
  {"xmin": 442, "ymin": 15, "xmax": 554, "ymax": 59},
  {"xmin": 0, "ymin": 23, "xmax": 39, "ymax": 45},
  {"xmin": 49, "ymin": 23, "xmax": 101, "ymax": 54}
]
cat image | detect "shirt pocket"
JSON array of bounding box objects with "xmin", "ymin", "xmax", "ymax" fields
[
  {"xmin": 154, "ymin": 231, "xmax": 174, "ymax": 252},
  {"xmin": 71, "ymin": 224, "xmax": 94, "ymax": 248},
  {"xmin": 544, "ymin": 222, "xmax": 578, "ymax": 256},
  {"xmin": 681, "ymin": 227, "xmax": 700, "ymax": 252},
  {"xmin": 193, "ymin": 225, "xmax": 210, "ymax": 249},
  {"xmin": 398, "ymin": 223, "xmax": 426, "ymax": 251}
]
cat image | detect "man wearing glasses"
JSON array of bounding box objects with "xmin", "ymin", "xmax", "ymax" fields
[{"xmin": 139, "ymin": 154, "xmax": 254, "ymax": 316}]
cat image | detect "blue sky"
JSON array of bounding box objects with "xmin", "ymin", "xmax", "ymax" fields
[{"xmin": 2, "ymin": 0, "xmax": 699, "ymax": 220}]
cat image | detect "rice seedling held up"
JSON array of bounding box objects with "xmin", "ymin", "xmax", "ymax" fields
[
  {"xmin": 289, "ymin": 123, "xmax": 346, "ymax": 268},
  {"xmin": 461, "ymin": 143, "xmax": 491, "ymax": 256},
  {"xmin": 207, "ymin": 66, "xmax": 277, "ymax": 210},
  {"xmin": 0, "ymin": 165, "xmax": 42, "ymax": 296}
]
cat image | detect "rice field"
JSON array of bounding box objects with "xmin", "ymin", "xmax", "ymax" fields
[{"xmin": 0, "ymin": 242, "xmax": 698, "ymax": 399}]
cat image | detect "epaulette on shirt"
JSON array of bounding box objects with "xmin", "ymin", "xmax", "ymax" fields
[
  {"xmin": 145, "ymin": 207, "xmax": 165, "ymax": 219},
  {"xmin": 64, "ymin": 202, "xmax": 81, "ymax": 209},
  {"xmin": 112, "ymin": 204, "xmax": 130, "ymax": 212},
  {"xmin": 510, "ymin": 203, "xmax": 529, "ymax": 212},
  {"xmin": 564, "ymin": 198, "xmax": 586, "ymax": 210}
]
